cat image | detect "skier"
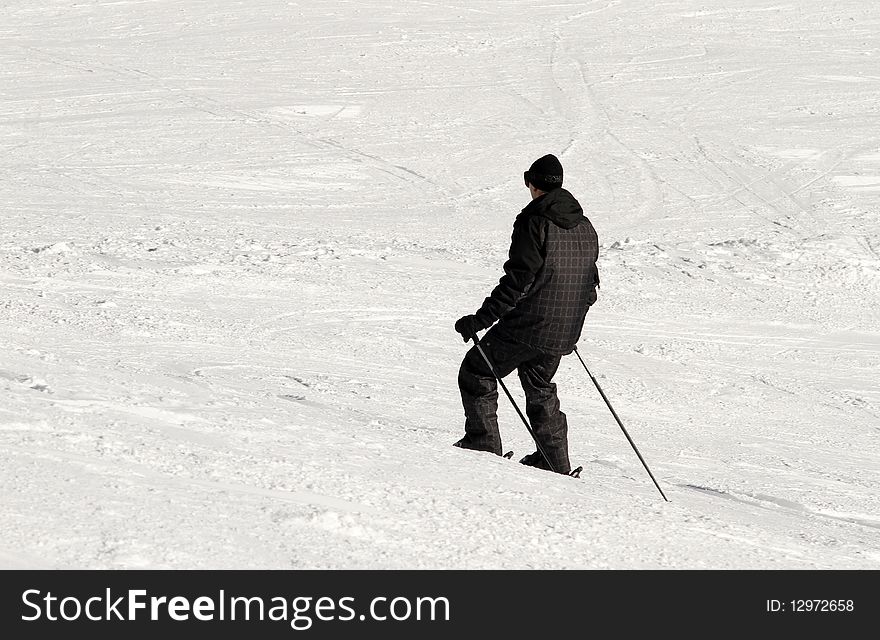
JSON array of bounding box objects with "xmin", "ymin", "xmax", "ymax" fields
[{"xmin": 453, "ymin": 154, "xmax": 600, "ymax": 474}]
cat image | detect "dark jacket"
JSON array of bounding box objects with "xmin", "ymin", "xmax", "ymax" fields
[{"xmin": 475, "ymin": 188, "xmax": 599, "ymax": 355}]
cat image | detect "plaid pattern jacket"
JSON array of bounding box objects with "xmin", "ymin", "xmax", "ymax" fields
[{"xmin": 475, "ymin": 188, "xmax": 599, "ymax": 355}]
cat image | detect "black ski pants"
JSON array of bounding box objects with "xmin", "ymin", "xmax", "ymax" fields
[{"xmin": 457, "ymin": 327, "xmax": 570, "ymax": 474}]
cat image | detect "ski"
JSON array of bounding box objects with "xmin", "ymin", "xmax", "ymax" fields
[{"xmin": 508, "ymin": 451, "xmax": 582, "ymax": 478}]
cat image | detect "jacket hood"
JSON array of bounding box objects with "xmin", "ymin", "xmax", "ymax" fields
[{"xmin": 522, "ymin": 188, "xmax": 585, "ymax": 229}]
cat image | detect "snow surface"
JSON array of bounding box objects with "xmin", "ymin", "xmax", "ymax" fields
[{"xmin": 2, "ymin": 0, "xmax": 879, "ymax": 569}]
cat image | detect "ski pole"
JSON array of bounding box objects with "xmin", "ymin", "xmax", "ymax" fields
[
  {"xmin": 573, "ymin": 346, "xmax": 668, "ymax": 502},
  {"xmin": 470, "ymin": 333, "xmax": 558, "ymax": 474}
]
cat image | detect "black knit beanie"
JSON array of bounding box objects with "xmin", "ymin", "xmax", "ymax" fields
[{"xmin": 526, "ymin": 154, "xmax": 563, "ymax": 192}]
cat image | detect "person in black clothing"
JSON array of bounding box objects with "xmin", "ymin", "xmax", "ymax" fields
[{"xmin": 453, "ymin": 154, "xmax": 600, "ymax": 475}]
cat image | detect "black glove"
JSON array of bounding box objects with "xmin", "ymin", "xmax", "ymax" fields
[{"xmin": 454, "ymin": 315, "xmax": 480, "ymax": 342}]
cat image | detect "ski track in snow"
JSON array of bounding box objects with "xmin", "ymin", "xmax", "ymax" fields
[{"xmin": 1, "ymin": 0, "xmax": 879, "ymax": 569}]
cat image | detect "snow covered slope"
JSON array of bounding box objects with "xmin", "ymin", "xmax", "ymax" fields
[{"xmin": 1, "ymin": 0, "xmax": 878, "ymax": 569}]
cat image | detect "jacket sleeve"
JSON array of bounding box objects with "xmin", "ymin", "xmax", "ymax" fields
[{"xmin": 474, "ymin": 215, "xmax": 546, "ymax": 328}]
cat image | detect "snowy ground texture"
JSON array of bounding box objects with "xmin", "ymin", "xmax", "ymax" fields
[{"xmin": 2, "ymin": 0, "xmax": 879, "ymax": 569}]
